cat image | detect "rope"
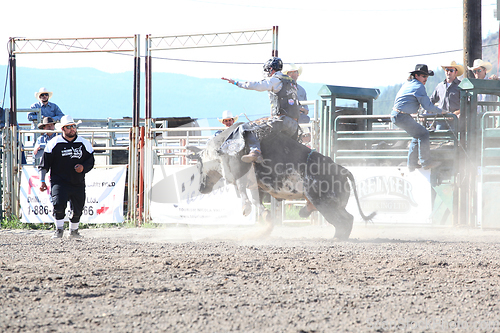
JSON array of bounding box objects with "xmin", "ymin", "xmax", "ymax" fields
[{"xmin": 306, "ymin": 149, "xmax": 315, "ymax": 164}]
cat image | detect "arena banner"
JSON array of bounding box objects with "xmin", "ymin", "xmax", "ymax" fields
[
  {"xmin": 20, "ymin": 166, "xmax": 127, "ymax": 224},
  {"xmin": 346, "ymin": 166, "xmax": 432, "ymax": 224},
  {"xmin": 150, "ymin": 165, "xmax": 257, "ymax": 225}
]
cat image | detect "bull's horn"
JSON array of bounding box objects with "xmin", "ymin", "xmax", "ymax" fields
[{"xmin": 186, "ymin": 146, "xmax": 203, "ymax": 153}]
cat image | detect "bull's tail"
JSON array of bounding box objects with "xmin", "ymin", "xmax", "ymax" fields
[{"xmin": 346, "ymin": 169, "xmax": 376, "ymax": 222}]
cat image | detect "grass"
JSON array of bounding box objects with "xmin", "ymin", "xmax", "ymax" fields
[
  {"xmin": 0, "ymin": 214, "xmax": 137, "ymax": 230},
  {"xmin": 0, "ymin": 204, "xmax": 313, "ymax": 230},
  {"xmin": 284, "ymin": 204, "xmax": 308, "ymax": 221}
]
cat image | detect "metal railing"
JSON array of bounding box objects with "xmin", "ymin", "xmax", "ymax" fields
[
  {"xmin": 333, "ymin": 114, "xmax": 459, "ymax": 169},
  {"xmin": 3, "ymin": 108, "xmax": 320, "ymax": 225},
  {"xmin": 479, "ymin": 111, "xmax": 500, "ymax": 228},
  {"xmin": 331, "ymin": 113, "xmax": 460, "ymax": 226},
  {"xmin": 144, "ymin": 111, "xmax": 319, "ymax": 225}
]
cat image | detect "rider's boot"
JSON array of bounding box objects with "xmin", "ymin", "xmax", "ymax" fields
[{"xmin": 241, "ymin": 150, "xmax": 263, "ymax": 164}]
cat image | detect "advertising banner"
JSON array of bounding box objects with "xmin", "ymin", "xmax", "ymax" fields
[
  {"xmin": 150, "ymin": 165, "xmax": 257, "ymax": 225},
  {"xmin": 346, "ymin": 166, "xmax": 432, "ymax": 224},
  {"xmin": 20, "ymin": 166, "xmax": 126, "ymax": 223}
]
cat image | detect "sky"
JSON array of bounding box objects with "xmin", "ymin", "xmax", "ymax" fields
[{"xmin": 1, "ymin": 0, "xmax": 500, "ymax": 91}]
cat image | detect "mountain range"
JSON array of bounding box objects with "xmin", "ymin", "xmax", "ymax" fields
[
  {"xmin": 0, "ymin": 66, "xmax": 328, "ymax": 127},
  {"xmin": 4, "ymin": 29, "xmax": 498, "ymax": 128}
]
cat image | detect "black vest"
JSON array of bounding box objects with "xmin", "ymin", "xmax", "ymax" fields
[{"xmin": 269, "ymin": 73, "xmax": 300, "ymax": 120}]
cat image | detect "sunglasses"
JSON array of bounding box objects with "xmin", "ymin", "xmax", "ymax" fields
[
  {"xmin": 445, "ymin": 68, "xmax": 456, "ymax": 72},
  {"xmin": 222, "ymin": 118, "xmax": 234, "ymax": 123},
  {"xmin": 473, "ymin": 69, "xmax": 483, "ymax": 74},
  {"xmin": 39, "ymin": 93, "xmax": 49, "ymax": 97},
  {"xmin": 63, "ymin": 124, "xmax": 77, "ymax": 130}
]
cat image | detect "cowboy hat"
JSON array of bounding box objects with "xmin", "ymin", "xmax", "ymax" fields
[
  {"xmin": 35, "ymin": 87, "xmax": 53, "ymax": 100},
  {"xmin": 468, "ymin": 59, "xmax": 493, "ymax": 73},
  {"xmin": 218, "ymin": 110, "xmax": 238, "ymax": 123},
  {"xmin": 441, "ymin": 61, "xmax": 464, "ymax": 76},
  {"xmin": 37, "ymin": 116, "xmax": 55, "ymax": 129},
  {"xmin": 56, "ymin": 115, "xmax": 82, "ymax": 131},
  {"xmin": 410, "ymin": 64, "xmax": 434, "ymax": 76},
  {"xmin": 282, "ymin": 63, "xmax": 303, "ymax": 76}
]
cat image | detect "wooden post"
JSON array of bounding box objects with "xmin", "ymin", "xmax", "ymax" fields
[
  {"xmin": 461, "ymin": 0, "xmax": 482, "ymax": 226},
  {"xmin": 463, "ymin": 0, "xmax": 482, "ymax": 78}
]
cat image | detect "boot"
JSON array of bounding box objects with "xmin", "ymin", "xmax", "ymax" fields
[
  {"xmin": 68, "ymin": 229, "xmax": 82, "ymax": 239},
  {"xmin": 423, "ymin": 161, "xmax": 441, "ymax": 170},
  {"xmin": 408, "ymin": 164, "xmax": 422, "ymax": 172},
  {"xmin": 241, "ymin": 151, "xmax": 263, "ymax": 164},
  {"xmin": 52, "ymin": 228, "xmax": 64, "ymax": 239}
]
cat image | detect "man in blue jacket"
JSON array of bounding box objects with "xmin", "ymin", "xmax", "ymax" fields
[
  {"xmin": 28, "ymin": 87, "xmax": 64, "ymax": 127},
  {"xmin": 391, "ymin": 64, "xmax": 442, "ymax": 172}
]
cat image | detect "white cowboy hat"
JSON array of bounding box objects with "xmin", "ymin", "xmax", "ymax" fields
[
  {"xmin": 55, "ymin": 115, "xmax": 82, "ymax": 131},
  {"xmin": 218, "ymin": 110, "xmax": 238, "ymax": 123},
  {"xmin": 468, "ymin": 59, "xmax": 493, "ymax": 73},
  {"xmin": 282, "ymin": 63, "xmax": 303, "ymax": 76},
  {"xmin": 441, "ymin": 61, "xmax": 464, "ymax": 77},
  {"xmin": 35, "ymin": 87, "xmax": 53, "ymax": 100}
]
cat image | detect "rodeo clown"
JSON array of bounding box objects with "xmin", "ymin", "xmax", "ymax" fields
[
  {"xmin": 221, "ymin": 57, "xmax": 301, "ymax": 163},
  {"xmin": 39, "ymin": 115, "xmax": 95, "ymax": 239}
]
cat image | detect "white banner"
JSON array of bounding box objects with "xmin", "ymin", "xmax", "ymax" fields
[
  {"xmin": 346, "ymin": 166, "xmax": 432, "ymax": 224},
  {"xmin": 150, "ymin": 165, "xmax": 257, "ymax": 225},
  {"xmin": 20, "ymin": 166, "xmax": 127, "ymax": 223}
]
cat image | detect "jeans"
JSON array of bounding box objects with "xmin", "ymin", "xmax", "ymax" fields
[
  {"xmin": 243, "ymin": 115, "xmax": 299, "ymax": 153},
  {"xmin": 51, "ymin": 182, "xmax": 86, "ymax": 222},
  {"xmin": 244, "ymin": 130, "xmax": 261, "ymax": 153},
  {"xmin": 391, "ymin": 111, "xmax": 431, "ymax": 167},
  {"xmin": 435, "ymin": 117, "xmax": 455, "ymax": 132}
]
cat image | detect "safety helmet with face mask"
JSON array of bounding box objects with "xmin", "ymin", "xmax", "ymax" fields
[{"xmin": 263, "ymin": 57, "xmax": 283, "ymax": 75}]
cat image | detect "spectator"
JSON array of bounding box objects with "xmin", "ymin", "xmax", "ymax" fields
[
  {"xmin": 283, "ymin": 64, "xmax": 310, "ymax": 123},
  {"xmin": 391, "ymin": 64, "xmax": 442, "ymax": 172},
  {"xmin": 429, "ymin": 61, "xmax": 464, "ymax": 130},
  {"xmin": 214, "ymin": 110, "xmax": 238, "ymax": 136},
  {"xmin": 33, "ymin": 117, "xmax": 57, "ymax": 161},
  {"xmin": 0, "ymin": 107, "xmax": 5, "ymax": 130},
  {"xmin": 468, "ymin": 59, "xmax": 498, "ymax": 113},
  {"xmin": 39, "ymin": 115, "xmax": 94, "ymax": 239},
  {"xmin": 28, "ymin": 87, "xmax": 64, "ymax": 126}
]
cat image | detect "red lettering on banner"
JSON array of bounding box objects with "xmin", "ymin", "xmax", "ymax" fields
[
  {"xmin": 97, "ymin": 206, "xmax": 109, "ymax": 215},
  {"xmin": 28, "ymin": 175, "xmax": 51, "ymax": 195}
]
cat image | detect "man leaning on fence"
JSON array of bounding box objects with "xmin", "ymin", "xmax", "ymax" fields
[
  {"xmin": 33, "ymin": 117, "xmax": 58, "ymax": 163},
  {"xmin": 429, "ymin": 61, "xmax": 463, "ymax": 131},
  {"xmin": 468, "ymin": 59, "xmax": 499, "ymax": 113},
  {"xmin": 28, "ymin": 87, "xmax": 64, "ymax": 128}
]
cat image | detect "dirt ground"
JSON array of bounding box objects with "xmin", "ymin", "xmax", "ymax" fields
[{"xmin": 1, "ymin": 223, "xmax": 500, "ymax": 332}]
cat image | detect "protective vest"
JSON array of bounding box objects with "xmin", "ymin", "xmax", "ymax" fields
[{"xmin": 269, "ymin": 73, "xmax": 300, "ymax": 120}]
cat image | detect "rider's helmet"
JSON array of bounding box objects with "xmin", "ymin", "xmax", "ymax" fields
[{"xmin": 263, "ymin": 57, "xmax": 283, "ymax": 74}]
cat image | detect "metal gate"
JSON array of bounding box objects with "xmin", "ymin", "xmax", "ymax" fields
[{"xmin": 479, "ymin": 111, "xmax": 500, "ymax": 228}]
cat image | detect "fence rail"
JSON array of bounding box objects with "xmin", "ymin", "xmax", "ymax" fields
[{"xmin": 2, "ymin": 102, "xmax": 319, "ymax": 225}]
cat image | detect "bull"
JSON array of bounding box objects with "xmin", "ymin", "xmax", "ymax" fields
[{"xmin": 189, "ymin": 123, "xmax": 376, "ymax": 240}]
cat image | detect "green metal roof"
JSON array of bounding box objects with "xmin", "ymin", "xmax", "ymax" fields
[
  {"xmin": 318, "ymin": 85, "xmax": 380, "ymax": 101},
  {"xmin": 459, "ymin": 78, "xmax": 500, "ymax": 95}
]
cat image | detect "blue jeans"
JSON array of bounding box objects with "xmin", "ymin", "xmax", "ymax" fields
[
  {"xmin": 391, "ymin": 111, "xmax": 431, "ymax": 167},
  {"xmin": 243, "ymin": 115, "xmax": 299, "ymax": 153},
  {"xmin": 435, "ymin": 118, "xmax": 455, "ymax": 132}
]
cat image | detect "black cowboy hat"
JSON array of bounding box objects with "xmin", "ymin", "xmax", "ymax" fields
[{"xmin": 410, "ymin": 64, "xmax": 434, "ymax": 76}]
